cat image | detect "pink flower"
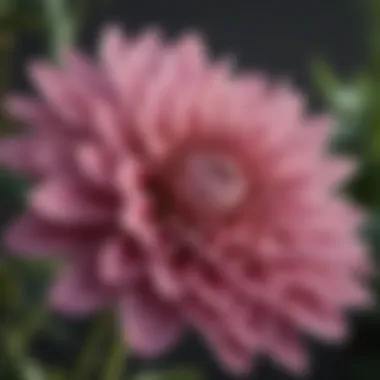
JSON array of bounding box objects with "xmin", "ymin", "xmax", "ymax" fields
[{"xmin": 0, "ymin": 26, "xmax": 372, "ymax": 375}]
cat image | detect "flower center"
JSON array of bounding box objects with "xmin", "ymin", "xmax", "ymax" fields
[{"xmin": 182, "ymin": 152, "xmax": 247, "ymax": 213}]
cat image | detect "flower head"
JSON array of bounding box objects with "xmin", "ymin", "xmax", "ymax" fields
[{"xmin": 0, "ymin": 26, "xmax": 371, "ymax": 375}]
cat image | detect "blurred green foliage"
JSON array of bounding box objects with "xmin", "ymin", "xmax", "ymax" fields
[{"xmin": 309, "ymin": 3, "xmax": 380, "ymax": 380}]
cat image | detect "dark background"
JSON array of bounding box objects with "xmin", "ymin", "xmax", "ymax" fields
[{"xmin": 14, "ymin": 0, "xmax": 366, "ymax": 100}]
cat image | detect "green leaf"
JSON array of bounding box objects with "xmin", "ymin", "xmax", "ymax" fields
[
  {"xmin": 0, "ymin": 0, "xmax": 11, "ymax": 16},
  {"xmin": 71, "ymin": 312, "xmax": 112, "ymax": 380},
  {"xmin": 20, "ymin": 359, "xmax": 47, "ymax": 380},
  {"xmin": 310, "ymin": 59, "xmax": 340, "ymax": 102},
  {"xmin": 133, "ymin": 366, "xmax": 205, "ymax": 380},
  {"xmin": 42, "ymin": 0, "xmax": 76, "ymax": 60},
  {"xmin": 330, "ymin": 80, "xmax": 370, "ymax": 116}
]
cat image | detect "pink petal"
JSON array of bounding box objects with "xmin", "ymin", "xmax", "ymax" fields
[
  {"xmin": 149, "ymin": 258, "xmax": 186, "ymax": 299},
  {"xmin": 75, "ymin": 143, "xmax": 111, "ymax": 185},
  {"xmin": 98, "ymin": 238, "xmax": 144, "ymax": 286},
  {"xmin": 99, "ymin": 25, "xmax": 128, "ymax": 71},
  {"xmin": 110, "ymin": 28, "xmax": 163, "ymax": 106},
  {"xmin": 50, "ymin": 260, "xmax": 109, "ymax": 316},
  {"xmin": 174, "ymin": 33, "xmax": 207, "ymax": 76},
  {"xmin": 266, "ymin": 319, "xmax": 308, "ymax": 374},
  {"xmin": 187, "ymin": 263, "xmax": 232, "ymax": 311},
  {"xmin": 184, "ymin": 295, "xmax": 253, "ymax": 373},
  {"xmin": 63, "ymin": 50, "xmax": 100, "ymax": 85},
  {"xmin": 287, "ymin": 299, "xmax": 348, "ymax": 342},
  {"xmin": 92, "ymin": 100, "xmax": 125, "ymax": 154},
  {"xmin": 322, "ymin": 158, "xmax": 357, "ymax": 187},
  {"xmin": 303, "ymin": 115, "xmax": 333, "ymax": 149},
  {"xmin": 283, "ymin": 272, "xmax": 372, "ymax": 310},
  {"xmin": 120, "ymin": 287, "xmax": 183, "ymax": 357},
  {"xmin": 0, "ymin": 137, "xmax": 36, "ymax": 174},
  {"xmin": 3, "ymin": 95, "xmax": 51, "ymax": 127},
  {"xmin": 207, "ymin": 331, "xmax": 253, "ymax": 374},
  {"xmin": 0, "ymin": 137, "xmax": 71, "ymax": 176},
  {"xmin": 29, "ymin": 178, "xmax": 113, "ymax": 225},
  {"xmin": 4, "ymin": 213, "xmax": 101, "ymax": 257},
  {"xmin": 28, "ymin": 62, "xmax": 84, "ymax": 126}
]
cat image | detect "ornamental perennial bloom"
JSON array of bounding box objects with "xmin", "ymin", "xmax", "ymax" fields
[{"xmin": 0, "ymin": 26, "xmax": 372, "ymax": 375}]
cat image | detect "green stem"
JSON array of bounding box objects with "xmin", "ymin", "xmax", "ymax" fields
[
  {"xmin": 71, "ymin": 312, "xmax": 110, "ymax": 380},
  {"xmin": 18, "ymin": 304, "xmax": 49, "ymax": 352},
  {"xmin": 102, "ymin": 319, "xmax": 126, "ymax": 380},
  {"xmin": 42, "ymin": 0, "xmax": 75, "ymax": 61},
  {"xmin": 2, "ymin": 260, "xmax": 49, "ymax": 360}
]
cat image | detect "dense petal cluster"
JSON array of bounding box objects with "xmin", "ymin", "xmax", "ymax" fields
[{"xmin": 0, "ymin": 26, "xmax": 371, "ymax": 375}]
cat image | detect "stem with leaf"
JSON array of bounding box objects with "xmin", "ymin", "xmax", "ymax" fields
[
  {"xmin": 102, "ymin": 317, "xmax": 126, "ymax": 380},
  {"xmin": 70, "ymin": 312, "xmax": 111, "ymax": 380},
  {"xmin": 42, "ymin": 0, "xmax": 75, "ymax": 61}
]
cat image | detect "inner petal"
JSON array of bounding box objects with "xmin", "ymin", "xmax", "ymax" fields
[{"xmin": 181, "ymin": 152, "xmax": 247, "ymax": 213}]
